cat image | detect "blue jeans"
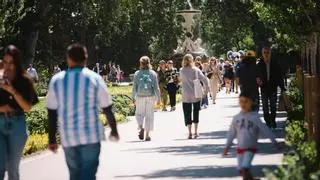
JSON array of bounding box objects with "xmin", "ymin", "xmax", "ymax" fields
[
  {"xmin": 201, "ymin": 96, "xmax": 209, "ymax": 106},
  {"xmin": 63, "ymin": 143, "xmax": 101, "ymax": 180},
  {"xmin": 0, "ymin": 115, "xmax": 28, "ymax": 180}
]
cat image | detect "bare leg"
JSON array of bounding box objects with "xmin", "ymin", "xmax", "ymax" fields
[
  {"xmin": 145, "ymin": 131, "xmax": 151, "ymax": 141},
  {"xmin": 194, "ymin": 123, "xmax": 199, "ymax": 138},
  {"xmin": 187, "ymin": 124, "xmax": 192, "ymax": 139}
]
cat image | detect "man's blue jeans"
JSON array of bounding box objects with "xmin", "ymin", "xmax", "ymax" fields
[
  {"xmin": 0, "ymin": 115, "xmax": 28, "ymax": 180},
  {"xmin": 63, "ymin": 143, "xmax": 101, "ymax": 180}
]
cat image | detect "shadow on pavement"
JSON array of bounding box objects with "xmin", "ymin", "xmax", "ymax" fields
[
  {"xmin": 115, "ymin": 164, "xmax": 278, "ymax": 179},
  {"xmin": 125, "ymin": 143, "xmax": 229, "ymax": 156}
]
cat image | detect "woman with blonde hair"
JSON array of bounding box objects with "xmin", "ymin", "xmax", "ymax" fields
[
  {"xmin": 207, "ymin": 57, "xmax": 222, "ymax": 104},
  {"xmin": 132, "ymin": 56, "xmax": 161, "ymax": 141},
  {"xmin": 180, "ymin": 54, "xmax": 209, "ymax": 139}
]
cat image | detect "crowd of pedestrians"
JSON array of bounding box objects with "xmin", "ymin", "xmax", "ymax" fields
[
  {"xmin": 0, "ymin": 43, "xmax": 286, "ymax": 180},
  {"xmin": 93, "ymin": 62, "xmax": 124, "ymax": 83}
]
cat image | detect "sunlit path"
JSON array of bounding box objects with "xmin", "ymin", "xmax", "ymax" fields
[{"xmin": 16, "ymin": 92, "xmax": 285, "ymax": 180}]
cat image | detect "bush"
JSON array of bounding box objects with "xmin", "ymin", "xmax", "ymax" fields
[
  {"xmin": 35, "ymin": 67, "xmax": 50, "ymax": 97},
  {"xmin": 99, "ymin": 113, "xmax": 127, "ymax": 126},
  {"xmin": 112, "ymin": 94, "xmax": 135, "ymax": 116},
  {"xmin": 265, "ymin": 120, "xmax": 317, "ymax": 180},
  {"xmin": 24, "ymin": 134, "xmax": 49, "ymax": 156},
  {"xmin": 286, "ymin": 77, "xmax": 304, "ymax": 120},
  {"xmin": 265, "ymin": 76, "xmax": 318, "ymax": 179},
  {"xmin": 26, "ymin": 107, "xmax": 48, "ymax": 134}
]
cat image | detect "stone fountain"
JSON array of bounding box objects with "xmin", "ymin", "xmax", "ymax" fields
[{"xmin": 174, "ymin": 0, "xmax": 206, "ymax": 58}]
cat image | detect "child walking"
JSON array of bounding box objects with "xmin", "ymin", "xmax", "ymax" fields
[{"xmin": 223, "ymin": 92, "xmax": 279, "ymax": 180}]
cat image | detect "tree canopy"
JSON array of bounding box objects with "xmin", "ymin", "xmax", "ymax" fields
[{"xmin": 0, "ymin": 0, "xmax": 319, "ymax": 72}]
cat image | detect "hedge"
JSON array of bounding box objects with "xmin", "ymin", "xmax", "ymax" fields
[{"xmin": 264, "ymin": 77, "xmax": 320, "ymax": 179}]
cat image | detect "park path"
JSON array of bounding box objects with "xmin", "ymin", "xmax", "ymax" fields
[{"xmin": 16, "ymin": 92, "xmax": 285, "ymax": 180}]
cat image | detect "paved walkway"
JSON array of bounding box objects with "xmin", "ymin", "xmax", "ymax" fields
[{"xmin": 17, "ymin": 92, "xmax": 285, "ymax": 180}]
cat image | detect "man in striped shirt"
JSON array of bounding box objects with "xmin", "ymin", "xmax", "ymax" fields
[{"xmin": 47, "ymin": 44, "xmax": 119, "ymax": 180}]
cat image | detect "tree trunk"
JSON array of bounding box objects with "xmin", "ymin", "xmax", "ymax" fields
[{"xmin": 20, "ymin": 0, "xmax": 49, "ymax": 68}]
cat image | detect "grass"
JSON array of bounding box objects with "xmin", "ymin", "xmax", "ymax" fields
[{"xmin": 108, "ymin": 85, "xmax": 132, "ymax": 96}]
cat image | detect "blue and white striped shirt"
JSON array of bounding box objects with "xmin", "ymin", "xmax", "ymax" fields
[{"xmin": 46, "ymin": 67, "xmax": 112, "ymax": 147}]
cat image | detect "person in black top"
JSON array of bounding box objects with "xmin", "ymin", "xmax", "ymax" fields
[
  {"xmin": 101, "ymin": 64, "xmax": 109, "ymax": 82},
  {"xmin": 165, "ymin": 60, "xmax": 179, "ymax": 112},
  {"xmin": 0, "ymin": 45, "xmax": 39, "ymax": 180},
  {"xmin": 223, "ymin": 61, "xmax": 234, "ymax": 94},
  {"xmin": 257, "ymin": 46, "xmax": 286, "ymax": 129},
  {"xmin": 236, "ymin": 50, "xmax": 259, "ymax": 111}
]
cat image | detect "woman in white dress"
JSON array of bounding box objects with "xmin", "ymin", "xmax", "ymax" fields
[{"xmin": 207, "ymin": 57, "xmax": 222, "ymax": 104}]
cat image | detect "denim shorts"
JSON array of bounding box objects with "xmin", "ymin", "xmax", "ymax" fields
[{"xmin": 237, "ymin": 151, "xmax": 255, "ymax": 169}]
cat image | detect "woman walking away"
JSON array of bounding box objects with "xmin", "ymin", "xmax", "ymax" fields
[
  {"xmin": 132, "ymin": 56, "xmax": 161, "ymax": 141},
  {"xmin": 165, "ymin": 60, "xmax": 179, "ymax": 112},
  {"xmin": 0, "ymin": 45, "xmax": 39, "ymax": 180},
  {"xmin": 180, "ymin": 54, "xmax": 209, "ymax": 139},
  {"xmin": 223, "ymin": 61, "xmax": 234, "ymax": 94},
  {"xmin": 207, "ymin": 57, "xmax": 222, "ymax": 104}
]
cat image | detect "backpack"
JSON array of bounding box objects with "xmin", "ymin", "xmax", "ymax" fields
[{"xmin": 137, "ymin": 70, "xmax": 154, "ymax": 96}]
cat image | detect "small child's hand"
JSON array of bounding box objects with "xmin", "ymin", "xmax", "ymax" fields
[{"xmin": 223, "ymin": 148, "xmax": 229, "ymax": 157}]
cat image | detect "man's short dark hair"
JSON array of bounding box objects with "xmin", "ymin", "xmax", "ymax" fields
[{"xmin": 67, "ymin": 44, "xmax": 88, "ymax": 64}]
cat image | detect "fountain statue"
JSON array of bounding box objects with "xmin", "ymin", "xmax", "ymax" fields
[{"xmin": 174, "ymin": 0, "xmax": 206, "ymax": 57}]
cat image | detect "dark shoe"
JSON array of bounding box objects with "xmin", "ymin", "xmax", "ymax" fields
[
  {"xmin": 194, "ymin": 134, "xmax": 199, "ymax": 139},
  {"xmin": 138, "ymin": 128, "xmax": 144, "ymax": 140},
  {"xmin": 162, "ymin": 108, "xmax": 168, "ymax": 112},
  {"xmin": 145, "ymin": 137, "xmax": 151, "ymax": 141},
  {"xmin": 170, "ymin": 107, "xmax": 176, "ymax": 112},
  {"xmin": 188, "ymin": 134, "xmax": 192, "ymax": 139},
  {"xmin": 272, "ymin": 122, "xmax": 277, "ymax": 129}
]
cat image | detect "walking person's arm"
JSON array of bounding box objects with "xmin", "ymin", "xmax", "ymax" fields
[
  {"xmin": 132, "ymin": 71, "xmax": 138, "ymax": 101},
  {"xmin": 277, "ymin": 65, "xmax": 286, "ymax": 92},
  {"xmin": 256, "ymin": 61, "xmax": 263, "ymax": 86},
  {"xmin": 98, "ymin": 77, "xmax": 119, "ymax": 141},
  {"xmin": 1, "ymin": 79, "xmax": 38, "ymax": 112},
  {"xmin": 47, "ymin": 79, "xmax": 59, "ymax": 153},
  {"xmin": 224, "ymin": 119, "xmax": 236, "ymax": 156},
  {"xmin": 153, "ymin": 71, "xmax": 161, "ymax": 103},
  {"xmin": 197, "ymin": 69, "xmax": 209, "ymax": 94}
]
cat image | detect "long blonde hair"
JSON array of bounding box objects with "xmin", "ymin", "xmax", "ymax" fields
[
  {"xmin": 182, "ymin": 54, "xmax": 194, "ymax": 68},
  {"xmin": 140, "ymin": 56, "xmax": 151, "ymax": 70}
]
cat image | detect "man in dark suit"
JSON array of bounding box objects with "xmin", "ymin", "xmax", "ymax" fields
[{"xmin": 257, "ymin": 46, "xmax": 286, "ymax": 129}]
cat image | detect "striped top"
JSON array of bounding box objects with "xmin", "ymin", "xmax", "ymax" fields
[{"xmin": 46, "ymin": 67, "xmax": 112, "ymax": 147}]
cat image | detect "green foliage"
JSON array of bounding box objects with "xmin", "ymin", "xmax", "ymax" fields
[
  {"xmin": 266, "ymin": 120, "xmax": 317, "ymax": 180},
  {"xmin": 286, "ymin": 77, "xmax": 304, "ymax": 120},
  {"xmin": 23, "ymin": 133, "xmax": 49, "ymax": 156},
  {"xmin": 266, "ymin": 75, "xmax": 318, "ymax": 180},
  {"xmin": 35, "ymin": 66, "xmax": 51, "ymax": 97},
  {"xmin": 26, "ymin": 106, "xmax": 48, "ymax": 134},
  {"xmin": 112, "ymin": 94, "xmax": 135, "ymax": 117}
]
